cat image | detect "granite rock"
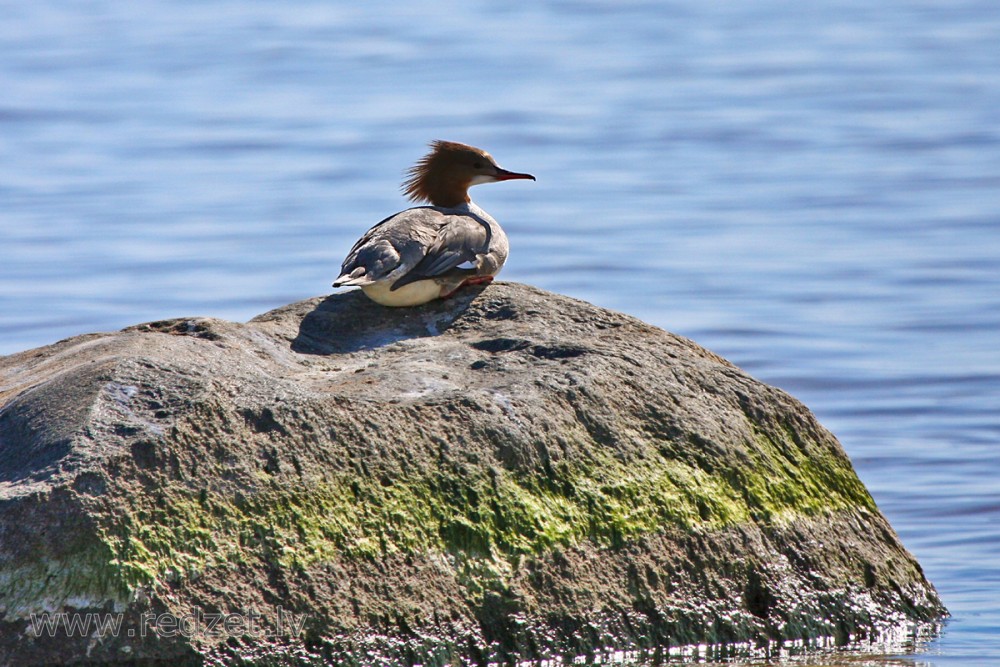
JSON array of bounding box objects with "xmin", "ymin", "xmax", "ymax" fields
[{"xmin": 0, "ymin": 283, "xmax": 945, "ymax": 665}]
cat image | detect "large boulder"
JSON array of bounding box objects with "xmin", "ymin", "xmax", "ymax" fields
[{"xmin": 0, "ymin": 283, "xmax": 944, "ymax": 665}]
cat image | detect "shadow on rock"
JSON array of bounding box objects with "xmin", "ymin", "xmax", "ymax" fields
[
  {"xmin": 0, "ymin": 362, "xmax": 111, "ymax": 486},
  {"xmin": 290, "ymin": 286, "xmax": 487, "ymax": 355}
]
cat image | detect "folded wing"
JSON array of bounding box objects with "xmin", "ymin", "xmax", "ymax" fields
[{"xmin": 333, "ymin": 207, "xmax": 491, "ymax": 290}]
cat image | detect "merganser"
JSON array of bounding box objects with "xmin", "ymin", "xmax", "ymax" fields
[{"xmin": 332, "ymin": 140, "xmax": 535, "ymax": 307}]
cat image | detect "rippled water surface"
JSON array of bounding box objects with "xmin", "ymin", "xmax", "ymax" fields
[{"xmin": 2, "ymin": 2, "xmax": 999, "ymax": 665}]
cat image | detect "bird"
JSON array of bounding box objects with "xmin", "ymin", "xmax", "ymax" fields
[{"xmin": 332, "ymin": 140, "xmax": 535, "ymax": 307}]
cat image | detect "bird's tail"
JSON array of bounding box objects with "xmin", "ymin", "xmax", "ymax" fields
[{"xmin": 333, "ymin": 267, "xmax": 371, "ymax": 288}]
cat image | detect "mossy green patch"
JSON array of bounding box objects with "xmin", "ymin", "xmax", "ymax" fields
[
  {"xmin": 739, "ymin": 424, "xmax": 877, "ymax": 524},
  {"xmin": 100, "ymin": 421, "xmax": 874, "ymax": 597}
]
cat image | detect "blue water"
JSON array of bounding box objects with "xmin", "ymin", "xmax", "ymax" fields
[{"xmin": 2, "ymin": 2, "xmax": 999, "ymax": 664}]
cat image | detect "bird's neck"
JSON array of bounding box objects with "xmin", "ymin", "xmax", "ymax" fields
[{"xmin": 417, "ymin": 168, "xmax": 471, "ymax": 208}]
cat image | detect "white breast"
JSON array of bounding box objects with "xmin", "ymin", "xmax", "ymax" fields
[{"xmin": 361, "ymin": 279, "xmax": 444, "ymax": 307}]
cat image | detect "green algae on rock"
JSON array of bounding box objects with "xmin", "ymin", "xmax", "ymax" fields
[{"xmin": 0, "ymin": 282, "xmax": 945, "ymax": 665}]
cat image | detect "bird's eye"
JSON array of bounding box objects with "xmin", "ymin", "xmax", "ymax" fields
[{"xmin": 473, "ymin": 161, "xmax": 484, "ymax": 169}]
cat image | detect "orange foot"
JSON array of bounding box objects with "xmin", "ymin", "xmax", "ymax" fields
[
  {"xmin": 462, "ymin": 275, "xmax": 495, "ymax": 287},
  {"xmin": 442, "ymin": 275, "xmax": 494, "ymax": 299}
]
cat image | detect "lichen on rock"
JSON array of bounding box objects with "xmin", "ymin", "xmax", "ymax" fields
[{"xmin": 0, "ymin": 282, "xmax": 945, "ymax": 665}]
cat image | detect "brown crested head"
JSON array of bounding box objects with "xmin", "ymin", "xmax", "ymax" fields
[{"xmin": 402, "ymin": 140, "xmax": 535, "ymax": 208}]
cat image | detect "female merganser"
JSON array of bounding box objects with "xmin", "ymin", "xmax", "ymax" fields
[{"xmin": 333, "ymin": 140, "xmax": 535, "ymax": 306}]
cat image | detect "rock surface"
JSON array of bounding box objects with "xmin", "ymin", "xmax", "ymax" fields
[{"xmin": 0, "ymin": 282, "xmax": 944, "ymax": 665}]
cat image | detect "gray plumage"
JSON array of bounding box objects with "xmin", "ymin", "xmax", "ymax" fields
[{"xmin": 333, "ymin": 202, "xmax": 508, "ymax": 294}]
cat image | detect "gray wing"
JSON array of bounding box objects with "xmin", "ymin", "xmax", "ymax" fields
[
  {"xmin": 333, "ymin": 207, "xmax": 489, "ymax": 289},
  {"xmin": 389, "ymin": 214, "xmax": 493, "ymax": 291}
]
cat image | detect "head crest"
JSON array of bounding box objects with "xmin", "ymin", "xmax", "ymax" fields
[{"xmin": 402, "ymin": 140, "xmax": 491, "ymax": 206}]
